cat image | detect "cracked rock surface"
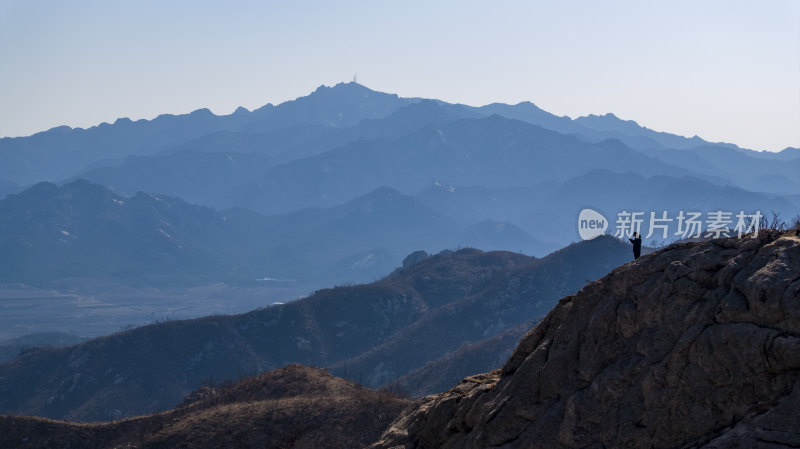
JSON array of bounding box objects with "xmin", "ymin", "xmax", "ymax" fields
[{"xmin": 370, "ymin": 230, "xmax": 800, "ymax": 449}]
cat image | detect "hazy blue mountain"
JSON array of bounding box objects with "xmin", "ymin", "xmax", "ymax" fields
[
  {"xmin": 416, "ymin": 169, "xmax": 799, "ymax": 249},
  {"xmin": 238, "ymin": 115, "xmax": 695, "ymax": 215},
  {"xmin": 0, "ymin": 180, "xmax": 543, "ymax": 289},
  {"xmin": 773, "ymin": 147, "xmax": 800, "ymax": 161},
  {"xmin": 74, "ymin": 100, "xmax": 477, "ymax": 208},
  {"xmin": 170, "ymin": 99, "xmax": 478, "ymax": 161},
  {"xmin": 73, "ymin": 151, "xmax": 277, "ymax": 207},
  {"xmin": 474, "ymin": 102, "xmax": 661, "ymax": 151},
  {"xmin": 244, "ymin": 186, "xmax": 545, "ymax": 283},
  {"xmin": 3, "ymin": 81, "xmax": 793, "ymax": 208},
  {"xmin": 573, "ymin": 112, "xmax": 740, "ymax": 151},
  {"xmin": 0, "ymin": 109, "xmax": 249, "ymax": 186},
  {"xmin": 476, "ymin": 104, "xmax": 737, "ymax": 152},
  {"xmin": 0, "ymin": 83, "xmax": 413, "ymax": 186},
  {"xmin": 162, "ymin": 124, "xmax": 337, "ymax": 162},
  {"xmin": 475, "ymin": 101, "xmax": 585, "ymax": 136},
  {"xmin": 0, "ymin": 180, "xmax": 270, "ymax": 287},
  {"xmin": 242, "ymin": 82, "xmax": 416, "ymax": 133},
  {"xmin": 537, "ymin": 169, "xmax": 798, "ymax": 230},
  {"xmin": 3, "ymin": 82, "xmax": 796, "ymax": 285},
  {"xmin": 4, "ymin": 82, "xmax": 793, "ymax": 214},
  {"xmin": 638, "ymin": 145, "xmax": 800, "ymax": 195}
]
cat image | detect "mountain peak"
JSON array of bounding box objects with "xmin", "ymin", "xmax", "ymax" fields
[
  {"xmin": 515, "ymin": 100, "xmax": 541, "ymax": 108},
  {"xmin": 311, "ymin": 81, "xmax": 376, "ymax": 96}
]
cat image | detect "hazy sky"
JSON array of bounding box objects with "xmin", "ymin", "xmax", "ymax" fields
[{"xmin": 1, "ymin": 1, "xmax": 798, "ymax": 151}]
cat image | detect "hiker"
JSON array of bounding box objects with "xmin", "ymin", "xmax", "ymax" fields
[{"xmin": 629, "ymin": 232, "xmax": 642, "ymax": 260}]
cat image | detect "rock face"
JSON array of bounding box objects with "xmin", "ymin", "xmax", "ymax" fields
[{"xmin": 371, "ymin": 230, "xmax": 800, "ymax": 448}]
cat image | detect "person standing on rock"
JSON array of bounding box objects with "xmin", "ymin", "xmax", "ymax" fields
[{"xmin": 629, "ymin": 232, "xmax": 642, "ymax": 259}]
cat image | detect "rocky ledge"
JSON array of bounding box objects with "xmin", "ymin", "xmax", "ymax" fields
[{"xmin": 371, "ymin": 230, "xmax": 800, "ymax": 448}]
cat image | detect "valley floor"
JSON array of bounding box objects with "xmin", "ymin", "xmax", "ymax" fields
[{"xmin": 0, "ymin": 283, "xmax": 308, "ymax": 341}]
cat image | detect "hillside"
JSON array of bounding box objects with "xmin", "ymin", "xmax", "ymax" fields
[
  {"xmin": 0, "ymin": 364, "xmax": 410, "ymax": 449},
  {"xmin": 371, "ymin": 230, "xmax": 800, "ymax": 448},
  {"xmin": 327, "ymin": 236, "xmax": 632, "ymax": 388},
  {"xmin": 0, "ymin": 180, "xmax": 543, "ymax": 291},
  {"xmin": 237, "ymin": 114, "xmax": 693, "ymax": 215},
  {"xmin": 0, "ymin": 237, "xmax": 632, "ymax": 422},
  {"xmin": 0, "ymin": 333, "xmax": 86, "ymax": 363}
]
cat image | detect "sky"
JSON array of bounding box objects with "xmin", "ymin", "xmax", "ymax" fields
[{"xmin": 1, "ymin": 1, "xmax": 798, "ymax": 152}]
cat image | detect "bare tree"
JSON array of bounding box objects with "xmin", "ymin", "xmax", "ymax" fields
[
  {"xmin": 768, "ymin": 211, "xmax": 786, "ymax": 230},
  {"xmin": 790, "ymin": 214, "xmax": 800, "ymax": 231}
]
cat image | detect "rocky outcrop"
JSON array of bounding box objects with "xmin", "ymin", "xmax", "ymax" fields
[{"xmin": 371, "ymin": 230, "xmax": 800, "ymax": 448}]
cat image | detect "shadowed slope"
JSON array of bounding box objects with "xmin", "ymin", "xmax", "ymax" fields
[{"xmin": 371, "ymin": 230, "xmax": 800, "ymax": 448}]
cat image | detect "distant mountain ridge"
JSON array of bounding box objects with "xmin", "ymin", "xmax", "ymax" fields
[
  {"xmin": 0, "ymin": 179, "xmax": 547, "ymax": 289},
  {"xmin": 0, "ymin": 83, "xmax": 415, "ymax": 186},
  {"xmin": 2, "ymin": 81, "xmax": 798, "ymax": 350},
  {"xmin": 2, "ymin": 82, "xmax": 792, "ymax": 193}
]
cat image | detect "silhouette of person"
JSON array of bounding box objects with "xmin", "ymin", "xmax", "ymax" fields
[{"xmin": 629, "ymin": 232, "xmax": 642, "ymax": 260}]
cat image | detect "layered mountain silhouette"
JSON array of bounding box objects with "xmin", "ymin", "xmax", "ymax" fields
[
  {"xmin": 3, "ymin": 82, "xmax": 796, "ymax": 206},
  {"xmin": 2, "ymin": 83, "xmax": 796, "ymax": 297},
  {"xmin": 371, "ymin": 230, "xmax": 800, "ymax": 448},
  {"xmin": 0, "ymin": 83, "xmax": 414, "ymax": 186},
  {"xmin": 235, "ymin": 114, "xmax": 701, "ymax": 215},
  {"xmin": 416, "ymin": 169, "xmax": 798, "ymax": 247},
  {"xmin": 71, "ymin": 100, "xmax": 477, "ymax": 208},
  {"xmin": 0, "ymin": 237, "xmax": 631, "ymax": 421},
  {"xmin": 2, "ymin": 231, "xmax": 797, "ymax": 448},
  {"xmin": 0, "ymin": 179, "xmax": 549, "ymax": 289},
  {"xmin": 2, "ymin": 82, "xmax": 798, "ymax": 446}
]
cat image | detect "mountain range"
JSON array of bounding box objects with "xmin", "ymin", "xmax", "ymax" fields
[
  {"xmin": 2, "ymin": 81, "xmax": 797, "ymax": 345},
  {"xmin": 2, "ymin": 230, "xmax": 797, "ymax": 448},
  {"xmin": 3, "ymin": 82, "xmax": 797, "ymax": 204},
  {"xmin": 0, "ymin": 179, "xmax": 546, "ymax": 290},
  {"xmin": 0, "ymin": 236, "xmax": 631, "ymax": 422}
]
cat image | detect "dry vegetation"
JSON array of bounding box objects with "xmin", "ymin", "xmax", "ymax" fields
[{"xmin": 0, "ymin": 365, "xmax": 411, "ymax": 449}]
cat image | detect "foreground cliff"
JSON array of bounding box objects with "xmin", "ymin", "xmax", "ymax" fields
[{"xmin": 372, "ymin": 230, "xmax": 800, "ymax": 448}]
